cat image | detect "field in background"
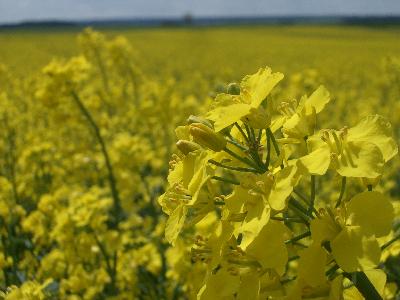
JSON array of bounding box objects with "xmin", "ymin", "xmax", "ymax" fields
[{"xmin": 1, "ymin": 25, "xmax": 400, "ymax": 77}]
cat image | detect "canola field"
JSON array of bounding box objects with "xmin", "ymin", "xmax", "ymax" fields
[{"xmin": 0, "ymin": 25, "xmax": 399, "ymax": 299}]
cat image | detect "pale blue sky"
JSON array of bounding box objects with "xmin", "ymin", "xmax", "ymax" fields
[{"xmin": 1, "ymin": 0, "xmax": 400, "ymax": 24}]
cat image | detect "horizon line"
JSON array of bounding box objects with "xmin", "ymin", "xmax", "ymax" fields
[{"xmin": 1, "ymin": 14, "xmax": 400, "ymax": 27}]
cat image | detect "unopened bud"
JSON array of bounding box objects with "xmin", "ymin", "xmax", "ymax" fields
[
  {"xmin": 241, "ymin": 106, "xmax": 271, "ymax": 129},
  {"xmin": 187, "ymin": 115, "xmax": 213, "ymax": 128},
  {"xmin": 189, "ymin": 123, "xmax": 227, "ymax": 152},
  {"xmin": 227, "ymin": 82, "xmax": 240, "ymax": 95},
  {"xmin": 176, "ymin": 140, "xmax": 201, "ymax": 155}
]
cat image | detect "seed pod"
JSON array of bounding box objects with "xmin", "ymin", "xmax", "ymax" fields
[
  {"xmin": 176, "ymin": 140, "xmax": 201, "ymax": 155},
  {"xmin": 189, "ymin": 123, "xmax": 227, "ymax": 152}
]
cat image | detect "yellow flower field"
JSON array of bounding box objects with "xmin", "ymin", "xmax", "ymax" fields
[{"xmin": 0, "ymin": 26, "xmax": 399, "ymax": 299}]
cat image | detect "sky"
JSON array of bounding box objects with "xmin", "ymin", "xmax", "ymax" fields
[{"xmin": 1, "ymin": 0, "xmax": 400, "ymax": 24}]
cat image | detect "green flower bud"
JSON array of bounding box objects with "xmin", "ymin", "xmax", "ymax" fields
[
  {"xmin": 187, "ymin": 115, "xmax": 213, "ymax": 128},
  {"xmin": 227, "ymin": 82, "xmax": 240, "ymax": 95},
  {"xmin": 189, "ymin": 123, "xmax": 227, "ymax": 152},
  {"xmin": 176, "ymin": 140, "xmax": 201, "ymax": 155}
]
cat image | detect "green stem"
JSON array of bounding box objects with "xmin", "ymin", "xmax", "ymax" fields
[
  {"xmin": 324, "ymin": 247, "xmax": 383, "ymax": 299},
  {"xmin": 285, "ymin": 231, "xmax": 311, "ymax": 244},
  {"xmin": 381, "ymin": 232, "xmax": 400, "ymax": 250},
  {"xmin": 211, "ymin": 176, "xmax": 240, "ymax": 185},
  {"xmin": 267, "ymin": 128, "xmax": 280, "ymax": 156},
  {"xmin": 289, "ymin": 197, "xmax": 312, "ymax": 220},
  {"xmin": 223, "ymin": 147, "xmax": 261, "ymax": 171},
  {"xmin": 308, "ymin": 175, "xmax": 316, "ymax": 216},
  {"xmin": 265, "ymin": 131, "xmax": 271, "ymax": 168},
  {"xmin": 244, "ymin": 124, "xmax": 254, "ymax": 142},
  {"xmin": 257, "ymin": 129, "xmax": 263, "ymax": 143},
  {"xmin": 93, "ymin": 231, "xmax": 118, "ymax": 294},
  {"xmin": 343, "ymin": 272, "xmax": 382, "ymax": 300},
  {"xmin": 325, "ymin": 263, "xmax": 340, "ymax": 279},
  {"xmin": 234, "ymin": 122, "xmax": 250, "ymax": 144},
  {"xmin": 208, "ymin": 159, "xmax": 259, "ymax": 173},
  {"xmin": 71, "ymin": 91, "xmax": 123, "ymax": 226},
  {"xmin": 293, "ymin": 189, "xmax": 320, "ymax": 217},
  {"xmin": 335, "ymin": 177, "xmax": 346, "ymax": 208},
  {"xmin": 271, "ymin": 216, "xmax": 305, "ymax": 224},
  {"xmin": 226, "ymin": 138, "xmax": 248, "ymax": 151}
]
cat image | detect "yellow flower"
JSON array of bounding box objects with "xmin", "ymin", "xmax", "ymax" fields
[
  {"xmin": 299, "ymin": 115, "xmax": 398, "ymax": 178},
  {"xmin": 224, "ymin": 165, "xmax": 299, "ymax": 249},
  {"xmin": 206, "ymin": 67, "xmax": 283, "ymax": 132},
  {"xmin": 311, "ymin": 191, "xmax": 394, "ymax": 272},
  {"xmin": 273, "ymin": 85, "xmax": 330, "ymax": 139},
  {"xmin": 159, "ymin": 150, "xmax": 213, "ymax": 244}
]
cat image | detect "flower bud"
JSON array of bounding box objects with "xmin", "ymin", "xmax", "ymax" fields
[
  {"xmin": 227, "ymin": 82, "xmax": 240, "ymax": 95},
  {"xmin": 187, "ymin": 115, "xmax": 213, "ymax": 128},
  {"xmin": 189, "ymin": 123, "xmax": 227, "ymax": 152},
  {"xmin": 241, "ymin": 106, "xmax": 271, "ymax": 129},
  {"xmin": 176, "ymin": 140, "xmax": 201, "ymax": 155}
]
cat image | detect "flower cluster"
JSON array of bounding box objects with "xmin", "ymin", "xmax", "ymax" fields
[{"xmin": 160, "ymin": 67, "xmax": 400, "ymax": 299}]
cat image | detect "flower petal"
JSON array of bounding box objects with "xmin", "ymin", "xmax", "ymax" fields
[
  {"xmin": 336, "ymin": 141, "xmax": 384, "ymax": 178},
  {"xmin": 240, "ymin": 67, "xmax": 284, "ymax": 108},
  {"xmin": 347, "ymin": 114, "xmax": 398, "ymax": 162},
  {"xmin": 331, "ymin": 226, "xmax": 381, "ymax": 272},
  {"xmin": 206, "ymin": 102, "xmax": 251, "ymax": 132},
  {"xmin": 246, "ymin": 221, "xmax": 289, "ymax": 275},
  {"xmin": 197, "ymin": 268, "xmax": 240, "ymax": 300},
  {"xmin": 165, "ymin": 204, "xmax": 187, "ymax": 245},
  {"xmin": 298, "ymin": 144, "xmax": 331, "ymax": 175},
  {"xmin": 298, "ymin": 243, "xmax": 327, "ymax": 287},
  {"xmin": 347, "ymin": 191, "xmax": 394, "ymax": 238},
  {"xmin": 269, "ymin": 165, "xmax": 298, "ymax": 211},
  {"xmin": 303, "ymin": 85, "xmax": 331, "ymax": 115}
]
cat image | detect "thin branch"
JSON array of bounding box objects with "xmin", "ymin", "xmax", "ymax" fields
[
  {"xmin": 335, "ymin": 177, "xmax": 347, "ymax": 208},
  {"xmin": 71, "ymin": 90, "xmax": 123, "ymax": 226}
]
